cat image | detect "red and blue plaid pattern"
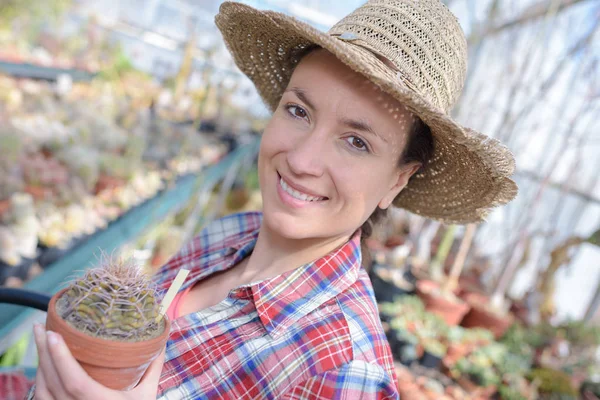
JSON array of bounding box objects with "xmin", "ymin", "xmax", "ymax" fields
[{"xmin": 153, "ymin": 212, "xmax": 399, "ymax": 399}]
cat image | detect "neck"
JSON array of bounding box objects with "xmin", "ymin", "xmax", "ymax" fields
[{"xmin": 237, "ymin": 223, "xmax": 352, "ymax": 284}]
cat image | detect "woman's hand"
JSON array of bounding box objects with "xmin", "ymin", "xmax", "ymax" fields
[{"xmin": 33, "ymin": 323, "xmax": 165, "ymax": 400}]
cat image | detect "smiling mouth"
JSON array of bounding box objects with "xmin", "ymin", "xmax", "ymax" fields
[{"xmin": 278, "ymin": 174, "xmax": 328, "ymax": 202}]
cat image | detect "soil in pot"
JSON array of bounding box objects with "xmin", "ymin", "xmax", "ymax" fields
[
  {"xmin": 45, "ymin": 288, "xmax": 171, "ymax": 390},
  {"xmin": 416, "ymin": 280, "xmax": 470, "ymax": 326}
]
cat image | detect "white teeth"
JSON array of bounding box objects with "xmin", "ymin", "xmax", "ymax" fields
[{"xmin": 280, "ymin": 177, "xmax": 323, "ymax": 202}]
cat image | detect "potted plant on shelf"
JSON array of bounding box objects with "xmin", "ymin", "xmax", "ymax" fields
[
  {"xmin": 420, "ymin": 339, "xmax": 447, "ymax": 370},
  {"xmin": 416, "ymin": 224, "xmax": 477, "ymax": 325},
  {"xmin": 45, "ymin": 255, "xmax": 171, "ymax": 390}
]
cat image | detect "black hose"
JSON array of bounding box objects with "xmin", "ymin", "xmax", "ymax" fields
[{"xmin": 0, "ymin": 288, "xmax": 51, "ymax": 311}]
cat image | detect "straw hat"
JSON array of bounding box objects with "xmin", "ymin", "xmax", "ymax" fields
[{"xmin": 215, "ymin": 0, "xmax": 518, "ymax": 224}]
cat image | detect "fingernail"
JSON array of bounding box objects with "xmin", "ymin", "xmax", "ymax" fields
[
  {"xmin": 47, "ymin": 331, "xmax": 59, "ymax": 346},
  {"xmin": 34, "ymin": 323, "xmax": 44, "ymax": 337}
]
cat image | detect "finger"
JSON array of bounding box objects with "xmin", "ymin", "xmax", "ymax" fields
[
  {"xmin": 43, "ymin": 331, "xmax": 76, "ymax": 400},
  {"xmin": 34, "ymin": 324, "xmax": 73, "ymax": 400},
  {"xmin": 33, "ymin": 324, "xmax": 54, "ymax": 400},
  {"xmin": 46, "ymin": 330, "xmax": 109, "ymax": 399},
  {"xmin": 131, "ymin": 346, "xmax": 167, "ymax": 397}
]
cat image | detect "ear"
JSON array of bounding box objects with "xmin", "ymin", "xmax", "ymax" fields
[{"xmin": 378, "ymin": 162, "xmax": 421, "ymax": 210}]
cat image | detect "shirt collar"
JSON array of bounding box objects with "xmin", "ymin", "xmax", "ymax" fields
[{"xmin": 226, "ymin": 227, "xmax": 363, "ymax": 339}]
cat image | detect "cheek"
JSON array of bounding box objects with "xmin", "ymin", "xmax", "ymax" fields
[
  {"xmin": 260, "ymin": 117, "xmax": 297, "ymax": 160},
  {"xmin": 334, "ymin": 162, "xmax": 391, "ymax": 207}
]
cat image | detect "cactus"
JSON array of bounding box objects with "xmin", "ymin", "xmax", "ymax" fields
[{"xmin": 56, "ymin": 256, "xmax": 163, "ymax": 341}]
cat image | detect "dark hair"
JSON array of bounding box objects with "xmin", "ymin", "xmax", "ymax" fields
[{"xmin": 360, "ymin": 119, "xmax": 434, "ymax": 266}]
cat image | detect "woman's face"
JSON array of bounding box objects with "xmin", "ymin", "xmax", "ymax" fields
[{"xmin": 258, "ymin": 49, "xmax": 420, "ymax": 242}]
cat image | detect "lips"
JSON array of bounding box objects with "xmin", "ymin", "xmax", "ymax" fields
[{"xmin": 278, "ymin": 173, "xmax": 327, "ymax": 202}]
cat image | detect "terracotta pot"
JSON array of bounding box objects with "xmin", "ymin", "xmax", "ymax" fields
[
  {"xmin": 416, "ymin": 280, "xmax": 470, "ymax": 326},
  {"xmin": 444, "ymin": 343, "xmax": 470, "ymax": 366},
  {"xmin": 385, "ymin": 235, "xmax": 405, "ymax": 248},
  {"xmin": 457, "ymin": 377, "xmax": 497, "ymax": 399},
  {"xmin": 509, "ymin": 300, "xmax": 530, "ymax": 324},
  {"xmin": 460, "ymin": 301, "xmax": 513, "ymax": 339},
  {"xmin": 0, "ymin": 199, "xmax": 10, "ymax": 218},
  {"xmin": 24, "ymin": 185, "xmax": 50, "ymax": 201},
  {"xmin": 46, "ymin": 288, "xmax": 171, "ymax": 390},
  {"xmin": 94, "ymin": 175, "xmax": 126, "ymax": 195},
  {"xmin": 459, "ymin": 291, "xmax": 489, "ymax": 306}
]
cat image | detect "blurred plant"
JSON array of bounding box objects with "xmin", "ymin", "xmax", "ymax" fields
[
  {"xmin": 536, "ymin": 228, "xmax": 600, "ymax": 322},
  {"xmin": 0, "ymin": 226, "xmax": 21, "ymax": 266},
  {"xmin": 56, "ymin": 145, "xmax": 100, "ymax": 192},
  {"xmin": 0, "ymin": 0, "xmax": 71, "ymax": 30},
  {"xmin": 500, "ymin": 323, "xmax": 536, "ymax": 365},
  {"xmin": 528, "ymin": 368, "xmax": 578, "ymax": 399},
  {"xmin": 422, "ymin": 339, "xmax": 447, "ymax": 358}
]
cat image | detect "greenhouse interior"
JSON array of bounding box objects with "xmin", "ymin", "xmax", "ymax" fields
[{"xmin": 0, "ymin": 0, "xmax": 599, "ymax": 399}]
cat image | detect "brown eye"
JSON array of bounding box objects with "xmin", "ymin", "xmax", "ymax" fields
[
  {"xmin": 294, "ymin": 107, "xmax": 306, "ymax": 118},
  {"xmin": 286, "ymin": 105, "xmax": 308, "ymax": 120},
  {"xmin": 345, "ymin": 136, "xmax": 370, "ymax": 152}
]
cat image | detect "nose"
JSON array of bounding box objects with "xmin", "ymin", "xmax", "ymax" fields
[{"xmin": 286, "ymin": 129, "xmax": 328, "ymax": 178}]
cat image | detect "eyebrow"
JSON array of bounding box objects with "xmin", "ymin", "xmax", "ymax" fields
[
  {"xmin": 341, "ymin": 117, "xmax": 388, "ymax": 143},
  {"xmin": 284, "ymin": 87, "xmax": 316, "ymax": 111},
  {"xmin": 284, "ymin": 87, "xmax": 387, "ymax": 144}
]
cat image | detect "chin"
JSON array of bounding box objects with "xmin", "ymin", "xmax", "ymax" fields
[{"xmin": 262, "ymin": 208, "xmax": 315, "ymax": 240}]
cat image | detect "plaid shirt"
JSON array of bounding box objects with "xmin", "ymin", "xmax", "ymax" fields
[{"xmin": 153, "ymin": 212, "xmax": 399, "ymax": 399}]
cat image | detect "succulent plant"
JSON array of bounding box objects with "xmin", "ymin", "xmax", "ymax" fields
[
  {"xmin": 22, "ymin": 153, "xmax": 69, "ymax": 187},
  {"xmin": 0, "ymin": 226, "xmax": 21, "ymax": 266},
  {"xmin": 0, "ymin": 130, "xmax": 23, "ymax": 164},
  {"xmin": 57, "ymin": 256, "xmax": 163, "ymax": 341},
  {"xmin": 527, "ymin": 368, "xmax": 577, "ymax": 398},
  {"xmin": 63, "ymin": 204, "xmax": 86, "ymax": 236},
  {"xmin": 56, "ymin": 145, "xmax": 100, "ymax": 192},
  {"xmin": 423, "ymin": 339, "xmax": 447, "ymax": 357}
]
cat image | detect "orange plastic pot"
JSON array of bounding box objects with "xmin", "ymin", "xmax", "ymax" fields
[
  {"xmin": 46, "ymin": 288, "xmax": 170, "ymax": 390},
  {"xmin": 416, "ymin": 280, "xmax": 470, "ymax": 326}
]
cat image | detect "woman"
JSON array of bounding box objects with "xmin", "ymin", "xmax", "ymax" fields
[{"xmin": 32, "ymin": 1, "xmax": 517, "ymax": 399}]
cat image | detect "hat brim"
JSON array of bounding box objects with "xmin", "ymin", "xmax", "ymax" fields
[{"xmin": 215, "ymin": 2, "xmax": 518, "ymax": 224}]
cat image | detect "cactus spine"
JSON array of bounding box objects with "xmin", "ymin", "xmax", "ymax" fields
[{"xmin": 57, "ymin": 256, "xmax": 162, "ymax": 341}]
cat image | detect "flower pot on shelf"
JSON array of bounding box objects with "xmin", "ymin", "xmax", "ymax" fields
[
  {"xmin": 457, "ymin": 289, "xmax": 488, "ymax": 305},
  {"xmin": 415, "ymin": 280, "xmax": 470, "ymax": 326},
  {"xmin": 460, "ymin": 294, "xmax": 514, "ymax": 339},
  {"xmin": 94, "ymin": 174, "xmax": 126, "ymax": 195},
  {"xmin": 0, "ymin": 199, "xmax": 11, "ymax": 219},
  {"xmin": 419, "ymin": 351, "xmax": 443, "ymax": 370},
  {"xmin": 457, "ymin": 376, "xmax": 497, "ymax": 399},
  {"xmin": 370, "ymin": 267, "xmax": 414, "ymax": 304},
  {"xmin": 0, "ymin": 256, "xmax": 36, "ymax": 286},
  {"xmin": 24, "ymin": 185, "xmax": 50, "ymax": 201},
  {"xmin": 38, "ymin": 243, "xmax": 71, "ymax": 269}
]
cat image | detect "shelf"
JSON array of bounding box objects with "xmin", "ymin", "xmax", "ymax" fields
[
  {"xmin": 0, "ymin": 60, "xmax": 96, "ymax": 81},
  {"xmin": 0, "ymin": 140, "xmax": 259, "ymax": 354}
]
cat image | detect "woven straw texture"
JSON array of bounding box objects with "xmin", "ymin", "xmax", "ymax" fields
[{"xmin": 215, "ymin": 0, "xmax": 518, "ymax": 224}]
